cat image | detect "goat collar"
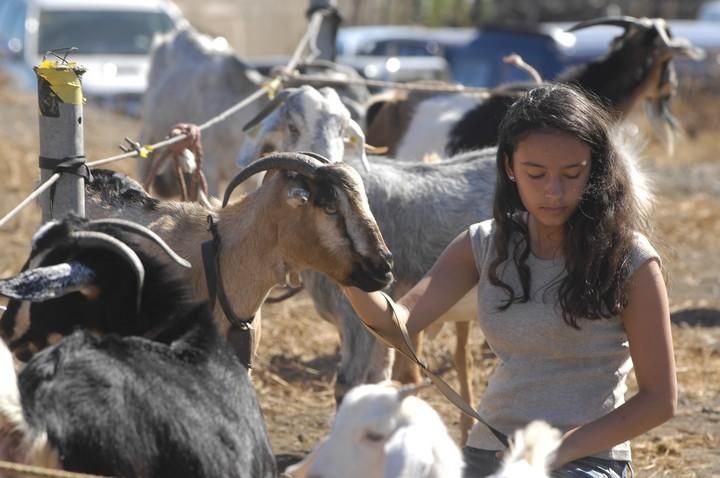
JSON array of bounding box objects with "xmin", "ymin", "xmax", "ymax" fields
[{"xmin": 201, "ymin": 214, "xmax": 255, "ymax": 370}]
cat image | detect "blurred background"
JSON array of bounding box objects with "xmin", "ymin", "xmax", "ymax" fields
[{"xmin": 2, "ymin": 0, "xmax": 720, "ymax": 114}]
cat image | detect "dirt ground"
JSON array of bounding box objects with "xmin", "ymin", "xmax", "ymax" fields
[{"xmin": 0, "ymin": 73, "xmax": 718, "ymax": 477}]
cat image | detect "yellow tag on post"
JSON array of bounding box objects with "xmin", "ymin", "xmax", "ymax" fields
[{"xmin": 35, "ymin": 59, "xmax": 84, "ymax": 105}]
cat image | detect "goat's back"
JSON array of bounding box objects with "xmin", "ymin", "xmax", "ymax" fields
[{"xmin": 19, "ymin": 310, "xmax": 276, "ymax": 478}]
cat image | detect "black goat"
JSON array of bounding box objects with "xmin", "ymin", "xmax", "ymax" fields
[
  {"xmin": 0, "ymin": 216, "xmax": 276, "ymax": 478},
  {"xmin": 445, "ymin": 16, "xmax": 704, "ymax": 155}
]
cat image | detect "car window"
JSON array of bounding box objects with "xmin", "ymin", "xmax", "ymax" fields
[
  {"xmin": 37, "ymin": 10, "xmax": 175, "ymax": 56},
  {"xmin": 362, "ymin": 39, "xmax": 442, "ymax": 57}
]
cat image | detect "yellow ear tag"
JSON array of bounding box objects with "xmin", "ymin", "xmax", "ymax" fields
[
  {"xmin": 138, "ymin": 145, "xmax": 153, "ymax": 159},
  {"xmin": 262, "ymin": 77, "xmax": 283, "ymax": 100}
]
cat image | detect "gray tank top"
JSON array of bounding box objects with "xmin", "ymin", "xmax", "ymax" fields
[{"xmin": 467, "ymin": 219, "xmax": 659, "ymax": 461}]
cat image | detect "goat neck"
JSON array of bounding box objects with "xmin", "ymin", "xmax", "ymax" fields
[{"xmin": 213, "ymin": 178, "xmax": 288, "ymax": 323}]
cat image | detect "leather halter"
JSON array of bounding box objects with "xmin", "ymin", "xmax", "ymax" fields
[{"xmin": 201, "ymin": 214, "xmax": 255, "ymax": 370}]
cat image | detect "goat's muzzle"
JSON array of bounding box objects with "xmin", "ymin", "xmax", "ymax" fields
[{"xmin": 348, "ymin": 250, "xmax": 394, "ymax": 292}]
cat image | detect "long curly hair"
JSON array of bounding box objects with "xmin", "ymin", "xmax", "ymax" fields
[{"xmin": 489, "ymin": 83, "xmax": 652, "ymax": 328}]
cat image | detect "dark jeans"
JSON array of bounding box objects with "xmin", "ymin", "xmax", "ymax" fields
[{"xmin": 462, "ymin": 446, "xmax": 632, "ymax": 478}]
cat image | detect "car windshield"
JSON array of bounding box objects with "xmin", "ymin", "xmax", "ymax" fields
[{"xmin": 37, "ymin": 10, "xmax": 175, "ymax": 55}]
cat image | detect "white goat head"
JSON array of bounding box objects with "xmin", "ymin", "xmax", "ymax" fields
[
  {"xmin": 286, "ymin": 382, "xmax": 463, "ymax": 478},
  {"xmin": 486, "ymin": 421, "xmax": 561, "ymax": 478},
  {"xmin": 237, "ymin": 85, "xmax": 369, "ymax": 174}
]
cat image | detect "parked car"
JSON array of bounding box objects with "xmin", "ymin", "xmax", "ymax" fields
[
  {"xmin": 448, "ymin": 19, "xmax": 719, "ymax": 89},
  {"xmin": 335, "ymin": 25, "xmax": 475, "ymax": 84},
  {"xmin": 444, "ymin": 23, "xmax": 574, "ymax": 87},
  {"xmin": 0, "ymin": 0, "xmax": 187, "ymax": 115}
]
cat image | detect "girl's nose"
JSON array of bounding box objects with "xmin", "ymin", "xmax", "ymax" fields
[{"xmin": 545, "ymin": 176, "xmax": 563, "ymax": 199}]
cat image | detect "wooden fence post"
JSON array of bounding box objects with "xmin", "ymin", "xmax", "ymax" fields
[
  {"xmin": 34, "ymin": 56, "xmax": 87, "ymax": 222},
  {"xmin": 308, "ymin": 0, "xmax": 341, "ymax": 61}
]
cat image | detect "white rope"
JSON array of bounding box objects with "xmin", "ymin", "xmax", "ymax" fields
[
  {"xmin": 286, "ymin": 71, "xmax": 496, "ymax": 97},
  {"xmin": 0, "ymin": 173, "xmax": 60, "ymax": 228}
]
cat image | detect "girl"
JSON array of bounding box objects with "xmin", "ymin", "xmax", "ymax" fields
[{"xmin": 342, "ymin": 83, "xmax": 676, "ymax": 477}]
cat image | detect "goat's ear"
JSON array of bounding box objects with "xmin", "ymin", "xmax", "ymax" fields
[
  {"xmin": 666, "ymin": 39, "xmax": 705, "ymax": 60},
  {"xmin": 0, "ymin": 262, "xmax": 97, "ymax": 302},
  {"xmin": 345, "ymin": 119, "xmax": 371, "ymax": 172}
]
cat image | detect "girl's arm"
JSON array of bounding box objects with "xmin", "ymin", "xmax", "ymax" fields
[
  {"xmin": 551, "ymin": 259, "xmax": 677, "ymax": 467},
  {"xmin": 342, "ymin": 230, "xmax": 480, "ymax": 350}
]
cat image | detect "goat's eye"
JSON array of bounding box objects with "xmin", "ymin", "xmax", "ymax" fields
[
  {"xmin": 288, "ymin": 123, "xmax": 300, "ymax": 137},
  {"xmin": 324, "ymin": 203, "xmax": 338, "ymax": 215},
  {"xmin": 364, "ymin": 431, "xmax": 385, "ymax": 443}
]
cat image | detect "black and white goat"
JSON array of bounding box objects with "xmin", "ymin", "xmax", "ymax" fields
[
  {"xmin": 0, "ymin": 216, "xmax": 276, "ymax": 478},
  {"xmin": 366, "ymin": 16, "xmax": 703, "ymax": 160}
]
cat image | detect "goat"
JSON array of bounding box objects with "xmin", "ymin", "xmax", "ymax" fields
[
  {"xmin": 235, "ymin": 85, "xmax": 651, "ymax": 444},
  {"xmin": 487, "ymin": 421, "xmax": 561, "ymax": 478},
  {"xmin": 366, "ymin": 16, "xmax": 703, "ymax": 161},
  {"xmin": 0, "ymin": 216, "xmax": 276, "ymax": 478},
  {"xmin": 237, "ymin": 85, "xmax": 498, "ymax": 442},
  {"xmin": 82, "ymin": 152, "xmax": 393, "ymax": 368},
  {"xmin": 140, "ymin": 27, "xmax": 371, "ymax": 197},
  {"xmin": 140, "ymin": 26, "xmax": 269, "ymax": 196},
  {"xmin": 285, "ymin": 382, "xmax": 464, "ymax": 478}
]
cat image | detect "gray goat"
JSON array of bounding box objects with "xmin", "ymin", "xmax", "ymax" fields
[
  {"xmin": 236, "ymin": 85, "xmax": 651, "ymax": 442},
  {"xmin": 140, "ymin": 27, "xmax": 371, "ymax": 197}
]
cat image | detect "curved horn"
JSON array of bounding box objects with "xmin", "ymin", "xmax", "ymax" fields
[
  {"xmin": 222, "ymin": 152, "xmax": 325, "ymax": 207},
  {"xmin": 0, "ymin": 263, "xmax": 95, "ymax": 302},
  {"xmin": 86, "ymin": 218, "xmax": 191, "ymax": 269},
  {"xmin": 70, "ymin": 231, "xmax": 145, "ymax": 311},
  {"xmin": 297, "ymin": 151, "xmax": 333, "ymax": 164},
  {"xmin": 566, "ymin": 16, "xmax": 641, "ymax": 33}
]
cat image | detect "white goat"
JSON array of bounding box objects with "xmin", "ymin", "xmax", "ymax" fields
[
  {"xmin": 285, "ymin": 382, "xmax": 464, "ymax": 478},
  {"xmin": 487, "ymin": 421, "xmax": 561, "ymax": 478},
  {"xmin": 140, "ymin": 27, "xmax": 372, "ymax": 197}
]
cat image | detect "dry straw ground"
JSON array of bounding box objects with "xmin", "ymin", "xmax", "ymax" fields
[{"xmin": 0, "ymin": 73, "xmax": 718, "ymax": 477}]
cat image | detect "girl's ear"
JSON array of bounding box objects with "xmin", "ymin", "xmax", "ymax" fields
[{"xmin": 503, "ymin": 154, "xmax": 515, "ymax": 181}]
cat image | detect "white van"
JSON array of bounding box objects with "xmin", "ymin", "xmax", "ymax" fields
[{"xmin": 0, "ymin": 0, "xmax": 187, "ymax": 115}]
